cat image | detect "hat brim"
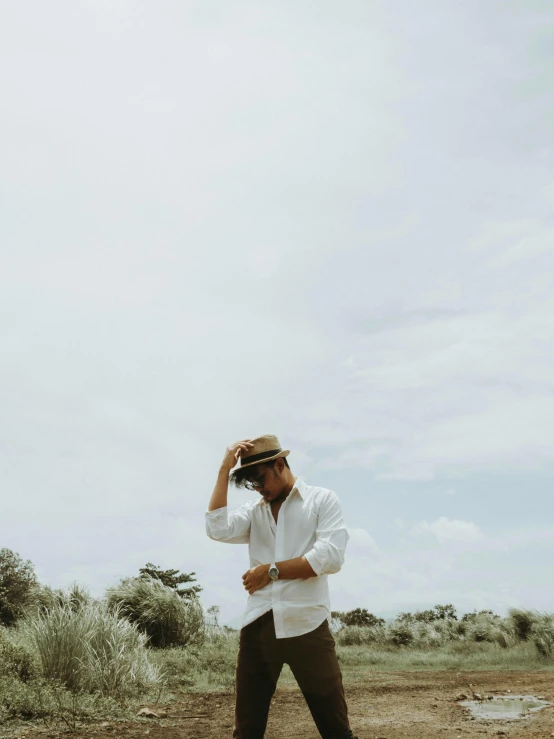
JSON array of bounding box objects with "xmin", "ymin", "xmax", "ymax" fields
[{"xmin": 235, "ymin": 449, "xmax": 290, "ymax": 471}]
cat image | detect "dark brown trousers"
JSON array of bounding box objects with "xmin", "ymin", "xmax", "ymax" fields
[{"xmin": 233, "ymin": 610, "xmax": 355, "ymax": 739}]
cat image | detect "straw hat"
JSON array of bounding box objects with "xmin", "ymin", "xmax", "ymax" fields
[{"xmin": 235, "ymin": 434, "xmax": 290, "ymax": 471}]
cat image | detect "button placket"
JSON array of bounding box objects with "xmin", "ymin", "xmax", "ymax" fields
[{"xmin": 271, "ymin": 493, "xmax": 289, "ymax": 637}]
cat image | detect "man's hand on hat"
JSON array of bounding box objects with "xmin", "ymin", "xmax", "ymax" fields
[
  {"xmin": 242, "ymin": 565, "xmax": 271, "ymax": 595},
  {"xmin": 221, "ymin": 440, "xmax": 254, "ymax": 473}
]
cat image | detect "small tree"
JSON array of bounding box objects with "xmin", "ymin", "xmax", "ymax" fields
[
  {"xmin": 397, "ymin": 611, "xmax": 414, "ymax": 623},
  {"xmin": 0, "ymin": 549, "xmax": 38, "ymax": 626},
  {"xmin": 398, "ymin": 604, "xmax": 457, "ymax": 624},
  {"xmin": 206, "ymin": 605, "xmax": 220, "ymax": 626},
  {"xmin": 433, "ymin": 604, "xmax": 457, "ymax": 621},
  {"xmin": 339, "ymin": 608, "xmax": 385, "ymax": 628},
  {"xmin": 138, "ymin": 563, "xmax": 202, "ymax": 600},
  {"xmin": 461, "ymin": 609, "xmax": 498, "ymax": 622}
]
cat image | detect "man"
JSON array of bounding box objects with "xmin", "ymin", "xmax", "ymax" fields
[{"xmin": 206, "ymin": 434, "xmax": 358, "ymax": 739}]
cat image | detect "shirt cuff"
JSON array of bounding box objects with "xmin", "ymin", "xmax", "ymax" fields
[
  {"xmin": 205, "ymin": 506, "xmax": 228, "ymax": 518},
  {"xmin": 304, "ymin": 550, "xmax": 324, "ymax": 577}
]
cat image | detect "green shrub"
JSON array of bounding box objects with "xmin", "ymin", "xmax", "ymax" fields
[
  {"xmin": 24, "ymin": 601, "xmax": 160, "ymax": 699},
  {"xmin": 106, "ymin": 577, "xmax": 205, "ymax": 648}
]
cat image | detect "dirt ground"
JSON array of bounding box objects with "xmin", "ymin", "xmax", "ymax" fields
[{"xmin": 8, "ymin": 671, "xmax": 554, "ymax": 739}]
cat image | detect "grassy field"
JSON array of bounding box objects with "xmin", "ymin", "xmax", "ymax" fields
[
  {"xmin": 152, "ymin": 634, "xmax": 554, "ymax": 696},
  {"xmin": 1, "ymin": 590, "xmax": 553, "ymax": 730}
]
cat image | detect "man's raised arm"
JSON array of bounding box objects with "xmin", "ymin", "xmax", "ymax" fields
[
  {"xmin": 205, "ymin": 440, "xmax": 255, "ymax": 544},
  {"xmin": 208, "ymin": 440, "xmax": 254, "ymax": 511}
]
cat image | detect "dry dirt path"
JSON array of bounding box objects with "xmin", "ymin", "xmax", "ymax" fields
[{"xmin": 9, "ymin": 671, "xmax": 554, "ymax": 739}]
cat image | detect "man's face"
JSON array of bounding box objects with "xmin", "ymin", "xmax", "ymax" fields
[{"xmin": 247, "ymin": 460, "xmax": 287, "ymax": 503}]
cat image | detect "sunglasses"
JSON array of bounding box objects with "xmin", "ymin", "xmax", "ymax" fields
[{"xmin": 244, "ymin": 467, "xmax": 271, "ymax": 491}]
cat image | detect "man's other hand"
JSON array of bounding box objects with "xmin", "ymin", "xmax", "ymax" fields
[{"xmin": 242, "ymin": 565, "xmax": 271, "ymax": 595}]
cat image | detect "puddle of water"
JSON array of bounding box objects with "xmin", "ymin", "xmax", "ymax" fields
[{"xmin": 460, "ymin": 695, "xmax": 550, "ymax": 721}]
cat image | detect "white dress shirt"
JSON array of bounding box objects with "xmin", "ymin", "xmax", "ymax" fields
[{"xmin": 205, "ymin": 477, "xmax": 350, "ymax": 638}]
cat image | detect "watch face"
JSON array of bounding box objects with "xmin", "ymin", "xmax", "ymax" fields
[{"xmin": 269, "ymin": 566, "xmax": 279, "ymax": 580}]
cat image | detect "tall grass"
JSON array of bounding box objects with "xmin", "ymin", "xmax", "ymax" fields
[
  {"xmin": 24, "ymin": 601, "xmax": 160, "ymax": 699},
  {"xmin": 106, "ymin": 577, "xmax": 205, "ymax": 648}
]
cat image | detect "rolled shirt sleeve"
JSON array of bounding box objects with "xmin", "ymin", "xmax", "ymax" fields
[
  {"xmin": 303, "ymin": 490, "xmax": 350, "ymax": 576},
  {"xmin": 205, "ymin": 503, "xmax": 252, "ymax": 544}
]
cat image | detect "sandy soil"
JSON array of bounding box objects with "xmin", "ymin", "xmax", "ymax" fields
[{"xmin": 8, "ymin": 671, "xmax": 554, "ymax": 739}]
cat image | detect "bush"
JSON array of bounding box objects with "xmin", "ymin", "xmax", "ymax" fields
[
  {"xmin": 509, "ymin": 609, "xmax": 537, "ymax": 641},
  {"xmin": 31, "ymin": 583, "xmax": 93, "ymax": 616},
  {"xmin": 334, "ymin": 609, "xmax": 385, "ymax": 628},
  {"xmin": 0, "ymin": 627, "xmax": 39, "ymax": 682},
  {"xmin": 388, "ymin": 622, "xmax": 414, "ymax": 646},
  {"xmin": 106, "ymin": 577, "xmax": 205, "ymax": 648},
  {"xmin": 336, "ymin": 625, "xmax": 387, "ymax": 647},
  {"xmin": 24, "ymin": 601, "xmax": 160, "ymax": 699},
  {"xmin": 0, "ymin": 675, "xmax": 124, "ymax": 724},
  {"xmin": 0, "ymin": 549, "xmax": 38, "ymax": 626},
  {"xmin": 463, "ymin": 613, "xmax": 515, "ymax": 648},
  {"xmin": 153, "ymin": 632, "xmax": 239, "ymax": 691},
  {"xmin": 531, "ymin": 614, "xmax": 554, "ymax": 658}
]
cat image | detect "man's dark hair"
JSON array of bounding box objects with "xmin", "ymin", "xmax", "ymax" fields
[{"xmin": 230, "ymin": 457, "xmax": 290, "ymax": 488}]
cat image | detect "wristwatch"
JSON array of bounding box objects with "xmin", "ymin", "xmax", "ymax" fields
[{"xmin": 268, "ymin": 563, "xmax": 279, "ymax": 581}]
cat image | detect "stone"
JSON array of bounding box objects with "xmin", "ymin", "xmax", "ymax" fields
[{"xmin": 136, "ymin": 708, "xmax": 160, "ymax": 719}]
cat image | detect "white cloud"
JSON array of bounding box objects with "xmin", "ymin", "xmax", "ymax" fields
[
  {"xmin": 410, "ymin": 517, "xmax": 484, "ymax": 546},
  {"xmin": 346, "ymin": 527, "xmax": 382, "ymax": 558}
]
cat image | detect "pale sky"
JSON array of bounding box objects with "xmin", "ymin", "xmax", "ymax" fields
[{"xmin": 1, "ymin": 1, "xmax": 553, "ymax": 624}]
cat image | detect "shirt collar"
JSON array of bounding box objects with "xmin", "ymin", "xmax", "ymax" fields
[
  {"xmin": 255, "ymin": 476, "xmax": 306, "ymax": 505},
  {"xmin": 291, "ymin": 476, "xmax": 305, "ymax": 499}
]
